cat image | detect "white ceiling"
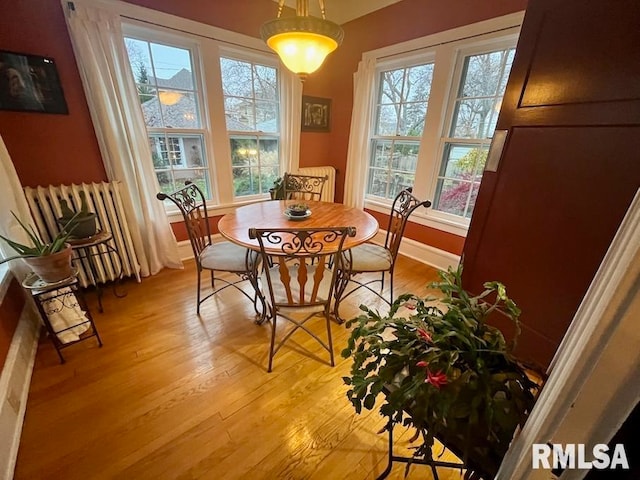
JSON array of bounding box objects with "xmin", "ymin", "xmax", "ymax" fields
[{"xmin": 277, "ymin": 0, "xmax": 403, "ymax": 25}]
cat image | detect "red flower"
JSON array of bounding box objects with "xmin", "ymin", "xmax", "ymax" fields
[
  {"xmin": 404, "ymin": 300, "xmax": 417, "ymax": 310},
  {"xmin": 416, "ymin": 360, "xmax": 429, "ymax": 368},
  {"xmin": 425, "ymin": 370, "xmax": 448, "ymax": 389},
  {"xmin": 417, "ymin": 328, "xmax": 432, "ymax": 343}
]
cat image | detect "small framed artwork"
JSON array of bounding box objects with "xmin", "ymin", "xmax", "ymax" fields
[
  {"xmin": 0, "ymin": 50, "xmax": 68, "ymax": 114},
  {"xmin": 302, "ymin": 95, "xmax": 331, "ymax": 132}
]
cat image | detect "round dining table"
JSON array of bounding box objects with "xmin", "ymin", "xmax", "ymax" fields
[{"xmin": 218, "ymin": 200, "xmax": 379, "ymax": 253}]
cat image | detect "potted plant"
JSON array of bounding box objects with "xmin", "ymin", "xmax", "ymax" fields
[
  {"xmin": 0, "ymin": 211, "xmax": 78, "ymax": 283},
  {"xmin": 58, "ymin": 191, "xmax": 97, "ymax": 238},
  {"xmin": 342, "ymin": 265, "xmax": 540, "ymax": 476},
  {"xmin": 269, "ymin": 177, "xmax": 285, "ymax": 200}
]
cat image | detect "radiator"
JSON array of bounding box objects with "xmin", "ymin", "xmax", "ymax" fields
[
  {"xmin": 23, "ymin": 181, "xmax": 141, "ymax": 288},
  {"xmin": 296, "ymin": 166, "xmax": 336, "ymax": 202}
]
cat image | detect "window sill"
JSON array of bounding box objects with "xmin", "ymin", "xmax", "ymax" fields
[{"xmin": 364, "ymin": 199, "xmax": 469, "ymax": 238}]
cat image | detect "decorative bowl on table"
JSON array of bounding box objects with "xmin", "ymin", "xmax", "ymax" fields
[{"xmin": 284, "ymin": 203, "xmax": 311, "ymax": 220}]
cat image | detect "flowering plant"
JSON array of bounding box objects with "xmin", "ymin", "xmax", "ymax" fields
[{"xmin": 342, "ymin": 266, "xmax": 539, "ymax": 474}]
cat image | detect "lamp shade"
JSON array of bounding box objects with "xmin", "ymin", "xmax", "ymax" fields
[{"xmin": 260, "ymin": 8, "xmax": 343, "ymax": 78}]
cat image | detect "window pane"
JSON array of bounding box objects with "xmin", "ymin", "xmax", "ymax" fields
[
  {"xmin": 159, "ymin": 92, "xmax": 200, "ymax": 128},
  {"xmin": 149, "ymin": 134, "xmax": 210, "ymax": 198},
  {"xmin": 436, "ymin": 47, "xmax": 515, "ymax": 219},
  {"xmin": 254, "ymin": 65, "xmax": 277, "ymax": 100},
  {"xmin": 367, "ymin": 140, "xmax": 418, "ymax": 199},
  {"xmin": 125, "ymin": 35, "xmax": 211, "ymax": 200},
  {"xmin": 225, "ymin": 97, "xmax": 255, "ymax": 130},
  {"xmin": 229, "ymin": 136, "xmax": 279, "ymax": 195},
  {"xmin": 398, "ymin": 102, "xmax": 427, "ymax": 136},
  {"xmin": 375, "ymin": 63, "xmax": 433, "ymax": 137},
  {"xmin": 439, "ymin": 144, "xmax": 484, "ymax": 179},
  {"xmin": 450, "ymin": 98, "xmax": 496, "ymax": 139},
  {"xmin": 256, "ymin": 100, "xmax": 278, "ymax": 132},
  {"xmin": 376, "ymin": 104, "xmax": 400, "ymax": 136},
  {"xmin": 220, "ymin": 58, "xmax": 253, "ymax": 97},
  {"xmin": 222, "ymin": 57, "xmax": 280, "ymax": 198},
  {"xmin": 435, "ymin": 179, "xmax": 471, "ymax": 217},
  {"xmin": 149, "ymin": 43, "xmax": 194, "ymax": 90}
]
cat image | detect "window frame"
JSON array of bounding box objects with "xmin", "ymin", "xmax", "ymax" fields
[
  {"xmin": 121, "ymin": 17, "xmax": 284, "ymax": 220},
  {"xmin": 367, "ymin": 53, "xmax": 436, "ymax": 201},
  {"xmin": 361, "ymin": 13, "xmax": 524, "ymax": 237}
]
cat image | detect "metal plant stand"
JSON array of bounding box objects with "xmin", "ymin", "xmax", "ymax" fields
[{"xmin": 23, "ymin": 272, "xmax": 102, "ymax": 364}]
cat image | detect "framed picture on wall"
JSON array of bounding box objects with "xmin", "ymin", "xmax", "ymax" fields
[
  {"xmin": 301, "ymin": 95, "xmax": 331, "ymax": 132},
  {"xmin": 0, "ymin": 50, "xmax": 68, "ymax": 114}
]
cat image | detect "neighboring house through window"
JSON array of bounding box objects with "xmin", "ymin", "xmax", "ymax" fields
[{"xmin": 123, "ymin": 22, "xmax": 282, "ymax": 206}]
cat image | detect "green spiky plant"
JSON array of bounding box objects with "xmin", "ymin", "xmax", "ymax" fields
[
  {"xmin": 0, "ymin": 211, "xmax": 78, "ymax": 264},
  {"xmin": 342, "ymin": 265, "xmax": 540, "ymax": 476}
]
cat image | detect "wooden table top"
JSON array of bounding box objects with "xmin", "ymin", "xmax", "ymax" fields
[{"xmin": 218, "ymin": 200, "xmax": 379, "ymax": 253}]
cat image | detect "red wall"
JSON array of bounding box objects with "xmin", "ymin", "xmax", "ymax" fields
[{"xmin": 0, "ymin": 0, "xmax": 526, "ymax": 252}]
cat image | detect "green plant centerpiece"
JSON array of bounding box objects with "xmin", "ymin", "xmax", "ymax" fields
[
  {"xmin": 58, "ymin": 191, "xmax": 97, "ymax": 238},
  {"xmin": 1, "ymin": 212, "xmax": 78, "ymax": 283},
  {"xmin": 286, "ymin": 203, "xmax": 310, "ymax": 217},
  {"xmin": 342, "ymin": 266, "xmax": 539, "ymax": 476}
]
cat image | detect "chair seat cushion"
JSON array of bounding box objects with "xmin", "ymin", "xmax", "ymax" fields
[
  {"xmin": 345, "ymin": 243, "xmax": 392, "ymax": 272},
  {"xmin": 200, "ymin": 241, "xmax": 257, "ymax": 272},
  {"xmin": 260, "ymin": 262, "xmax": 333, "ymax": 311}
]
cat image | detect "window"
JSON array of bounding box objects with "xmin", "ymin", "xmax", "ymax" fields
[
  {"xmin": 434, "ymin": 48, "xmax": 515, "ymax": 218},
  {"xmin": 360, "ymin": 14, "xmax": 522, "ymax": 233},
  {"xmin": 123, "ymin": 23, "xmax": 285, "ymax": 208},
  {"xmin": 125, "ymin": 37, "xmax": 211, "ymax": 198},
  {"xmin": 367, "ymin": 63, "xmax": 433, "ymax": 200},
  {"xmin": 221, "ymin": 57, "xmax": 280, "ymax": 197}
]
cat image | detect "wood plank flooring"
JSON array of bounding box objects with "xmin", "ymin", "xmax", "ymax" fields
[{"xmin": 15, "ymin": 255, "xmax": 467, "ymax": 480}]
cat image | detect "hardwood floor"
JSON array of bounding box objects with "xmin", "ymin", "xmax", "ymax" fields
[{"xmin": 15, "ymin": 255, "xmax": 466, "ymax": 480}]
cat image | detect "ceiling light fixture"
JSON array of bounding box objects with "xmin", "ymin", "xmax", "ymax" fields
[{"xmin": 260, "ymin": 0, "xmax": 344, "ymax": 80}]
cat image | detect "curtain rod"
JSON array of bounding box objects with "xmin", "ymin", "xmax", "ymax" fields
[{"xmin": 375, "ymin": 24, "xmax": 520, "ymax": 61}]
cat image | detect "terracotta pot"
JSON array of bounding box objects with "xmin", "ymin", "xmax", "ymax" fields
[{"xmin": 24, "ymin": 244, "xmax": 73, "ymax": 283}]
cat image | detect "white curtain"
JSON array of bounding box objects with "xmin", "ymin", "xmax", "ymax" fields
[
  {"xmin": 280, "ymin": 70, "xmax": 302, "ymax": 173},
  {"xmin": 344, "ymin": 58, "xmax": 376, "ymax": 209},
  {"xmin": 0, "ymin": 134, "xmax": 34, "ymax": 280},
  {"xmin": 65, "ymin": 2, "xmax": 182, "ymax": 277}
]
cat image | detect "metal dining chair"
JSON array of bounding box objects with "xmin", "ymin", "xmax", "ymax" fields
[
  {"xmin": 333, "ymin": 188, "xmax": 431, "ymax": 322},
  {"xmin": 249, "ymin": 226, "xmax": 356, "ymax": 372},
  {"xmin": 283, "ymin": 172, "xmax": 329, "ymax": 201},
  {"xmin": 157, "ymin": 181, "xmax": 261, "ymax": 315}
]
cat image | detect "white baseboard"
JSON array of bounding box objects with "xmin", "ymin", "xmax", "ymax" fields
[
  {"xmin": 179, "ymin": 234, "xmax": 460, "ymax": 271},
  {"xmin": 0, "ymin": 304, "xmax": 40, "ymax": 480},
  {"xmin": 372, "ymin": 231, "xmax": 461, "ymax": 272}
]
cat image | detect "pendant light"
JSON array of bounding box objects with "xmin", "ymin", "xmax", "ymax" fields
[{"xmin": 260, "ymin": 0, "xmax": 344, "ymax": 80}]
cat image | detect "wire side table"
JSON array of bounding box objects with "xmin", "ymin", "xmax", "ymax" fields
[
  {"xmin": 22, "ymin": 272, "xmax": 103, "ymax": 364},
  {"xmin": 68, "ymin": 230, "xmax": 126, "ymax": 312}
]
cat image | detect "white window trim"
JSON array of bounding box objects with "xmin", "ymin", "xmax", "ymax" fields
[
  {"xmin": 361, "ymin": 12, "xmax": 524, "ymax": 237},
  {"xmin": 81, "ymin": 0, "xmax": 285, "ymax": 219}
]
